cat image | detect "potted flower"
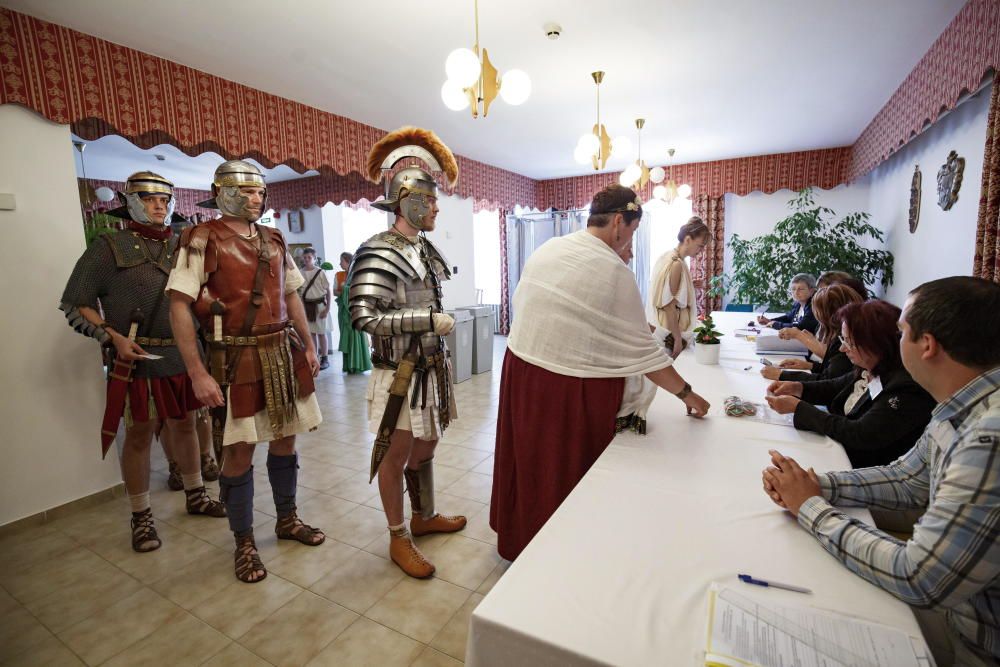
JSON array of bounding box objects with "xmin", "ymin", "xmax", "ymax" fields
[{"xmin": 692, "ymin": 314, "xmax": 723, "ymax": 365}]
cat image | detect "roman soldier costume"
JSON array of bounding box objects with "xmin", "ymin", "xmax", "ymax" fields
[
  {"xmin": 60, "ymin": 171, "xmax": 225, "ymax": 554},
  {"xmin": 167, "ymin": 160, "xmax": 324, "ymax": 583},
  {"xmin": 349, "ymin": 127, "xmax": 467, "ymax": 577}
]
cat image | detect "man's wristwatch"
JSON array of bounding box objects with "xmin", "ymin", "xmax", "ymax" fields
[{"xmin": 674, "ymin": 382, "xmax": 692, "ymax": 400}]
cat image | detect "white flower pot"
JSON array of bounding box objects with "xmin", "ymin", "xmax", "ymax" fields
[{"xmin": 694, "ymin": 341, "xmax": 721, "ymax": 365}]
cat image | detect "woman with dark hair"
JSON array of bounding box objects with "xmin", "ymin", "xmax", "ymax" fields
[
  {"xmin": 761, "ymin": 284, "xmax": 863, "ymax": 381},
  {"xmin": 646, "ymin": 216, "xmax": 709, "ymax": 358},
  {"xmin": 764, "ymin": 300, "xmax": 935, "ymax": 468}
]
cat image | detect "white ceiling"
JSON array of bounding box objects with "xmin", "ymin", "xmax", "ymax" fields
[
  {"xmin": 70, "ymin": 133, "xmax": 318, "ymax": 189},
  {"xmin": 8, "ymin": 0, "xmax": 964, "ymax": 180}
]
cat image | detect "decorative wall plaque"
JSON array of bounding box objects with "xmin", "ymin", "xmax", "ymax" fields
[
  {"xmin": 936, "ymin": 150, "xmax": 965, "ymax": 211},
  {"xmin": 909, "ymin": 165, "xmax": 921, "ymax": 234}
]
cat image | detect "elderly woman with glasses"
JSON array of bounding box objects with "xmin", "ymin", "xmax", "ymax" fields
[
  {"xmin": 758, "ymin": 273, "xmax": 819, "ymax": 334},
  {"xmin": 764, "ymin": 299, "xmax": 935, "ymax": 468}
]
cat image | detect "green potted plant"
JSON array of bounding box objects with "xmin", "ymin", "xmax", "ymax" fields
[
  {"xmin": 692, "ymin": 314, "xmax": 723, "ymax": 365},
  {"xmin": 726, "ymin": 188, "xmax": 893, "ymax": 309}
]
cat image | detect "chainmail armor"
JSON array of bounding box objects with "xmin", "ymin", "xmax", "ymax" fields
[{"xmin": 60, "ymin": 231, "xmax": 198, "ymax": 378}]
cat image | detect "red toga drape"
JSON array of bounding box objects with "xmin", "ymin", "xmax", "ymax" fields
[{"xmin": 490, "ymin": 349, "xmax": 624, "ymax": 560}]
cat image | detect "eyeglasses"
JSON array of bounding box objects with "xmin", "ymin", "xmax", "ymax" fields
[{"xmin": 838, "ymin": 335, "xmax": 855, "ymax": 350}]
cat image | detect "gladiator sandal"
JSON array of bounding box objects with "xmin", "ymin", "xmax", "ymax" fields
[
  {"xmin": 166, "ymin": 460, "xmax": 183, "ymax": 491},
  {"xmin": 234, "ymin": 532, "xmax": 267, "ymax": 584},
  {"xmin": 201, "ymin": 453, "xmax": 220, "ymax": 482},
  {"xmin": 185, "ymin": 487, "xmax": 227, "ymax": 517},
  {"xmin": 275, "ymin": 511, "xmax": 325, "ymax": 546},
  {"xmin": 130, "ymin": 509, "xmax": 162, "ymax": 553}
]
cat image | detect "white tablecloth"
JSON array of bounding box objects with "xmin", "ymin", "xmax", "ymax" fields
[{"xmin": 467, "ymin": 312, "xmax": 922, "ymax": 667}]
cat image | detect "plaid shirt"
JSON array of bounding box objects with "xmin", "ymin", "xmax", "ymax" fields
[{"xmin": 798, "ymin": 366, "xmax": 1000, "ymax": 660}]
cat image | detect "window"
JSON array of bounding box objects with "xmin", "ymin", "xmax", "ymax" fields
[
  {"xmin": 473, "ymin": 208, "xmax": 501, "ymax": 304},
  {"xmin": 342, "ymin": 206, "xmax": 389, "ymax": 256},
  {"xmin": 646, "ymin": 198, "xmax": 694, "ymax": 265}
]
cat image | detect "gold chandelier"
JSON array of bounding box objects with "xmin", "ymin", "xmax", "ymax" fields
[
  {"xmin": 573, "ymin": 72, "xmax": 614, "ymax": 170},
  {"xmin": 651, "ymin": 149, "xmax": 692, "ymax": 203},
  {"xmin": 619, "ymin": 119, "xmax": 650, "ymax": 188},
  {"xmin": 441, "ymin": 0, "xmax": 531, "ymax": 118}
]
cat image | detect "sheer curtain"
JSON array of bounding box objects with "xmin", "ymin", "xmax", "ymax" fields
[
  {"xmin": 473, "ymin": 208, "xmax": 501, "ymax": 304},
  {"xmin": 505, "ymin": 208, "xmax": 587, "ymax": 326},
  {"xmin": 641, "ymin": 197, "xmax": 693, "ymax": 309},
  {"xmin": 632, "ymin": 207, "xmax": 652, "ymax": 305}
]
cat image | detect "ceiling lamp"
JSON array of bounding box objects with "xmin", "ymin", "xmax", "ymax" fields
[
  {"xmin": 654, "ymin": 148, "xmax": 693, "ymax": 203},
  {"xmin": 619, "ymin": 118, "xmax": 650, "ymax": 189},
  {"xmin": 575, "ymin": 71, "xmax": 612, "ymax": 170},
  {"xmin": 441, "ymin": 0, "xmax": 531, "ymax": 118}
]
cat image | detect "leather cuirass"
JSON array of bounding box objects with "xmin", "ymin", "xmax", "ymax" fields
[{"xmin": 186, "ymin": 220, "xmax": 289, "ymax": 336}]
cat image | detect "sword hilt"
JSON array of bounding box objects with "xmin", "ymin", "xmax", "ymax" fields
[
  {"xmin": 126, "ymin": 308, "xmax": 144, "ymax": 341},
  {"xmin": 208, "ymin": 301, "xmax": 227, "ymax": 385},
  {"xmin": 210, "ymin": 300, "xmax": 226, "ymax": 343}
]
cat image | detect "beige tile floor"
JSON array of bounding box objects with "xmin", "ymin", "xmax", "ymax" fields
[{"xmin": 0, "ymin": 338, "xmax": 511, "ymax": 666}]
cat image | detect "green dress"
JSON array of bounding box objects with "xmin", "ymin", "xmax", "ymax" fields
[{"xmin": 337, "ymin": 276, "xmax": 372, "ymax": 374}]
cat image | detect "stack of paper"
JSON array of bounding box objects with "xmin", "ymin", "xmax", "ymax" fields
[
  {"xmin": 704, "ymin": 585, "xmax": 933, "ymax": 667},
  {"xmin": 755, "ymin": 336, "xmax": 810, "ymax": 356}
]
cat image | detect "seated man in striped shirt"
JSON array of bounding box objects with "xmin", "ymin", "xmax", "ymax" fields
[{"xmin": 762, "ymin": 276, "xmax": 1000, "ymax": 666}]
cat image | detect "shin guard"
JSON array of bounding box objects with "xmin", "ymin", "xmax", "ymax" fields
[
  {"xmin": 267, "ymin": 452, "xmax": 298, "ymax": 519},
  {"xmin": 219, "ymin": 467, "xmax": 254, "ymax": 536}
]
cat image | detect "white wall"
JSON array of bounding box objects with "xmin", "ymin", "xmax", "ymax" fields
[
  {"xmin": 722, "ymin": 81, "xmax": 991, "ymax": 307},
  {"xmin": 863, "ymin": 85, "xmax": 990, "ymax": 305},
  {"xmin": 0, "ymin": 105, "xmax": 122, "ymax": 526},
  {"xmin": 273, "ymin": 204, "xmax": 327, "ymax": 259},
  {"xmin": 723, "ymin": 183, "xmax": 872, "ymax": 302}
]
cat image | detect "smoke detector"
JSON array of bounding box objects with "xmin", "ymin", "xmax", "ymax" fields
[{"xmin": 543, "ymin": 22, "xmax": 562, "ymax": 40}]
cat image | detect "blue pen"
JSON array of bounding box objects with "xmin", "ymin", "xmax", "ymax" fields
[{"xmin": 738, "ymin": 574, "xmax": 812, "ymax": 594}]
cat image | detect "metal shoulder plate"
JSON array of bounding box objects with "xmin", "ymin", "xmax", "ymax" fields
[
  {"xmin": 349, "ymin": 255, "xmax": 400, "ymax": 304},
  {"xmin": 102, "ymin": 230, "xmax": 176, "ymax": 274},
  {"xmin": 358, "ymin": 232, "xmax": 426, "ymax": 281}
]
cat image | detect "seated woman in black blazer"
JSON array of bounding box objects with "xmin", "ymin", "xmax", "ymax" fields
[
  {"xmin": 764, "ymin": 299, "xmax": 935, "ymax": 468},
  {"xmin": 760, "ymin": 284, "xmax": 864, "ymax": 382},
  {"xmin": 757, "ymin": 273, "xmax": 819, "ymax": 333}
]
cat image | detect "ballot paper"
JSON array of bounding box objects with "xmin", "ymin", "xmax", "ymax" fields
[
  {"xmin": 138, "ymin": 354, "xmax": 163, "ymax": 360},
  {"xmin": 754, "ymin": 336, "xmax": 810, "ymax": 356},
  {"xmin": 704, "ymin": 585, "xmax": 933, "ymax": 667},
  {"xmin": 734, "ymin": 328, "xmax": 764, "ymax": 338}
]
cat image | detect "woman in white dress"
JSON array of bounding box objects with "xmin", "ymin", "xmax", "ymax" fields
[{"xmin": 646, "ymin": 217, "xmax": 709, "ymax": 358}]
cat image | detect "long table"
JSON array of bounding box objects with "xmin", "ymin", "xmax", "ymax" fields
[{"xmin": 467, "ymin": 312, "xmax": 923, "ymax": 666}]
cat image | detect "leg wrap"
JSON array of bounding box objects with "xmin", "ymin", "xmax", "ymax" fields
[
  {"xmin": 219, "ymin": 467, "xmax": 254, "ymax": 536},
  {"xmin": 404, "ymin": 458, "xmax": 435, "ymax": 520},
  {"xmin": 267, "ymin": 452, "xmax": 298, "ymax": 519}
]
